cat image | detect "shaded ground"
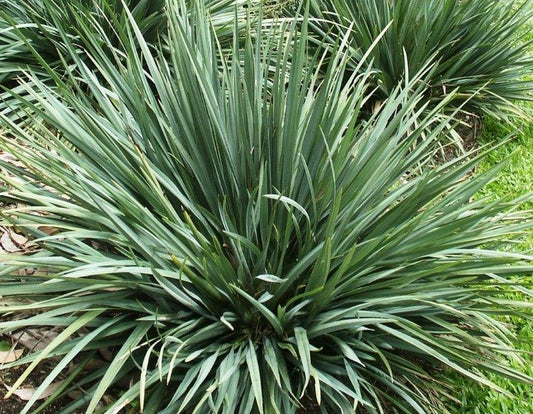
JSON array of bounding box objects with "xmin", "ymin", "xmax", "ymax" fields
[
  {"xmin": 0, "ymin": 364, "xmax": 32, "ymax": 414},
  {"xmin": 0, "ymin": 357, "xmax": 75, "ymax": 414},
  {"xmin": 436, "ymin": 113, "xmax": 482, "ymax": 162}
]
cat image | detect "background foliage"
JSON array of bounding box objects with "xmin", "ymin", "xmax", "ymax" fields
[{"xmin": 305, "ymin": 0, "xmax": 533, "ymax": 119}]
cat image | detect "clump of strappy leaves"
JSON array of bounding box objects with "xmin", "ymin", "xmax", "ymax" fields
[
  {"xmin": 306, "ymin": 0, "xmax": 533, "ymax": 120},
  {"xmin": 1, "ymin": 2, "xmax": 532, "ymax": 413}
]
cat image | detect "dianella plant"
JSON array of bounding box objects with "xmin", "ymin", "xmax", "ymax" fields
[
  {"xmin": 0, "ymin": 1, "xmax": 532, "ymax": 413},
  {"xmin": 0, "ymin": 0, "xmax": 260, "ymax": 122},
  {"xmin": 307, "ymin": 0, "xmax": 533, "ymax": 120}
]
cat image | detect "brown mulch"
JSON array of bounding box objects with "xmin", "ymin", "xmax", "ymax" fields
[{"xmin": 0, "ymin": 325, "xmax": 91, "ymax": 413}]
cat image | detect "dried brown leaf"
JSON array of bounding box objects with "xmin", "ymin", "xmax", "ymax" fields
[
  {"xmin": 38, "ymin": 226, "xmax": 60, "ymax": 236},
  {"xmin": 9, "ymin": 329, "xmax": 60, "ymax": 352},
  {"xmin": 9, "ymin": 231, "xmax": 28, "ymax": 248},
  {"xmin": 0, "ymin": 231, "xmax": 19, "ymax": 253},
  {"xmin": 0, "ymin": 348, "xmax": 23, "ymax": 364},
  {"xmin": 3, "ymin": 380, "xmax": 64, "ymax": 401},
  {"xmin": 98, "ymin": 347, "xmax": 114, "ymax": 361}
]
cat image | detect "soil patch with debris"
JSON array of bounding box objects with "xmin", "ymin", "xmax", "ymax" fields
[
  {"xmin": 438, "ymin": 113, "xmax": 482, "ymax": 162},
  {"xmin": 0, "ymin": 332, "xmax": 81, "ymax": 414}
]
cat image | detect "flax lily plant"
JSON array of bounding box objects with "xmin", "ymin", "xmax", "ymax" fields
[
  {"xmin": 306, "ymin": 0, "xmax": 533, "ymax": 120},
  {"xmin": 0, "ymin": 1, "xmax": 532, "ymax": 413}
]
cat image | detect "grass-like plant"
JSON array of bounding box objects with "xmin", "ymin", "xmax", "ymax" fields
[
  {"xmin": 0, "ymin": 0, "xmax": 260, "ymax": 122},
  {"xmin": 0, "ymin": 0, "xmax": 167, "ymax": 122},
  {"xmin": 307, "ymin": 0, "xmax": 533, "ymax": 119},
  {"xmin": 1, "ymin": 1, "xmax": 533, "ymax": 413}
]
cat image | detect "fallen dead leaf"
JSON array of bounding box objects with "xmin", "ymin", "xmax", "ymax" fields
[
  {"xmin": 0, "ymin": 231, "xmax": 19, "ymax": 253},
  {"xmin": 3, "ymin": 380, "xmax": 64, "ymax": 401},
  {"xmin": 38, "ymin": 226, "xmax": 60, "ymax": 236},
  {"xmin": 83, "ymin": 358, "xmax": 108, "ymax": 371},
  {"xmin": 98, "ymin": 347, "xmax": 114, "ymax": 361},
  {"xmin": 67, "ymin": 390, "xmax": 84, "ymax": 400},
  {"xmin": 9, "ymin": 230, "xmax": 28, "ymax": 248},
  {"xmin": 9, "ymin": 329, "xmax": 60, "ymax": 352},
  {"xmin": 0, "ymin": 348, "xmax": 24, "ymax": 364},
  {"xmin": 0, "ymin": 151, "xmax": 25, "ymax": 168},
  {"xmin": 0, "ymin": 151, "xmax": 14, "ymax": 162}
]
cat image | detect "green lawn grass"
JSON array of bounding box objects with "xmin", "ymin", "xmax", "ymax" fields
[
  {"xmin": 478, "ymin": 117, "xmax": 533, "ymax": 210},
  {"xmin": 447, "ymin": 116, "xmax": 533, "ymax": 413}
]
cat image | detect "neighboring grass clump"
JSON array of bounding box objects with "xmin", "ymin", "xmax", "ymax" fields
[
  {"xmin": 0, "ymin": 0, "xmax": 166, "ymax": 122},
  {"xmin": 0, "ymin": 0, "xmax": 255, "ymax": 122},
  {"xmin": 306, "ymin": 0, "xmax": 533, "ymax": 119}
]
